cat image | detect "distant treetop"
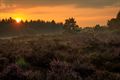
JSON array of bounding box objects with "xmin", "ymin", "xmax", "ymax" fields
[
  {"xmin": 116, "ymin": 11, "xmax": 120, "ymax": 19},
  {"xmin": 107, "ymin": 11, "xmax": 120, "ymax": 29}
]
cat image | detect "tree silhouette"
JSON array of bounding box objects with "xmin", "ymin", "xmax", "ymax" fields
[
  {"xmin": 0, "ymin": 17, "xmax": 65, "ymax": 36},
  {"xmin": 64, "ymin": 18, "xmax": 79, "ymax": 32},
  {"xmin": 116, "ymin": 11, "xmax": 120, "ymax": 19},
  {"xmin": 94, "ymin": 24, "xmax": 101, "ymax": 30},
  {"xmin": 107, "ymin": 11, "xmax": 120, "ymax": 29}
]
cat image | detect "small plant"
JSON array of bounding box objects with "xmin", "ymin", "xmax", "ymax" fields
[{"xmin": 16, "ymin": 57, "xmax": 29, "ymax": 69}]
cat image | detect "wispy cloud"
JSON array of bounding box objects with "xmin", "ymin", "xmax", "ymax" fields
[{"xmin": 2, "ymin": 0, "xmax": 120, "ymax": 8}]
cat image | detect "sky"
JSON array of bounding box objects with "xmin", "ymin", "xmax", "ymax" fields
[{"xmin": 0, "ymin": 0, "xmax": 120, "ymax": 27}]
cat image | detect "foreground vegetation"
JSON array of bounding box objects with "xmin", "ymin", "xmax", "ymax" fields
[{"xmin": 0, "ymin": 28, "xmax": 120, "ymax": 80}]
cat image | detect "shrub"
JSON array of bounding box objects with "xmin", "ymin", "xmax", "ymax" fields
[
  {"xmin": 0, "ymin": 64, "xmax": 26, "ymax": 80},
  {"xmin": 26, "ymin": 70, "xmax": 44, "ymax": 80},
  {"xmin": 91, "ymin": 71, "xmax": 120, "ymax": 80},
  {"xmin": 47, "ymin": 60, "xmax": 82, "ymax": 80},
  {"xmin": 16, "ymin": 57, "xmax": 29, "ymax": 69},
  {"xmin": 25, "ymin": 51, "xmax": 56, "ymax": 69},
  {"xmin": 0, "ymin": 57, "xmax": 9, "ymax": 72},
  {"xmin": 73, "ymin": 60, "xmax": 95, "ymax": 79}
]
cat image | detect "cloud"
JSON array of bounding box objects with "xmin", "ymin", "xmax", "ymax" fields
[{"xmin": 2, "ymin": 0, "xmax": 120, "ymax": 8}]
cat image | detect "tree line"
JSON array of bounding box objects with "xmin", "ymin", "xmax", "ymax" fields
[
  {"xmin": 0, "ymin": 17, "xmax": 80, "ymax": 36},
  {"xmin": 0, "ymin": 11, "xmax": 120, "ymax": 36}
]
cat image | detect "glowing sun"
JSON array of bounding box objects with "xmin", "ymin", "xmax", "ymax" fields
[{"xmin": 15, "ymin": 18, "xmax": 21, "ymax": 23}]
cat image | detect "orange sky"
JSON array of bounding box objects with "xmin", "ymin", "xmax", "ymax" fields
[{"xmin": 0, "ymin": 0, "xmax": 120, "ymax": 27}]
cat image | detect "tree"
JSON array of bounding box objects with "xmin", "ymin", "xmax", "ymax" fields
[
  {"xmin": 107, "ymin": 11, "xmax": 120, "ymax": 28},
  {"xmin": 116, "ymin": 11, "xmax": 120, "ymax": 19},
  {"xmin": 64, "ymin": 18, "xmax": 79, "ymax": 32},
  {"xmin": 51, "ymin": 20, "xmax": 56, "ymax": 24},
  {"xmin": 8, "ymin": 17, "xmax": 15, "ymax": 23},
  {"xmin": 94, "ymin": 24, "xmax": 101, "ymax": 30}
]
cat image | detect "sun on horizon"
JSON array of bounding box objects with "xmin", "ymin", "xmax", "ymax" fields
[{"xmin": 15, "ymin": 18, "xmax": 22, "ymax": 23}]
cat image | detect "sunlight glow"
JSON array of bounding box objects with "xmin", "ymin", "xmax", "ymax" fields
[{"xmin": 15, "ymin": 18, "xmax": 22, "ymax": 23}]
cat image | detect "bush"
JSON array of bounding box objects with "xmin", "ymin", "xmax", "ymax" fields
[
  {"xmin": 0, "ymin": 57, "xmax": 9, "ymax": 72},
  {"xmin": 0, "ymin": 64, "xmax": 26, "ymax": 80},
  {"xmin": 16, "ymin": 57, "xmax": 29, "ymax": 69},
  {"xmin": 26, "ymin": 70, "xmax": 44, "ymax": 80},
  {"xmin": 89, "ymin": 71, "xmax": 120, "ymax": 80},
  {"xmin": 47, "ymin": 60, "xmax": 82, "ymax": 80}
]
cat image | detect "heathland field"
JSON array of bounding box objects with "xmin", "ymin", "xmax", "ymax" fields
[{"xmin": 0, "ymin": 28, "xmax": 120, "ymax": 80}]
